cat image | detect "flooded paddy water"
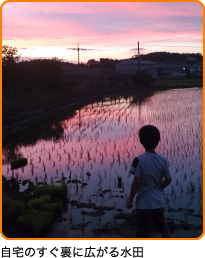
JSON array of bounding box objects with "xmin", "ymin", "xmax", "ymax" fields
[{"xmin": 2, "ymin": 87, "xmax": 203, "ymax": 238}]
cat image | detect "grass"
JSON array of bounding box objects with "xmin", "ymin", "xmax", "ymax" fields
[
  {"xmin": 154, "ymin": 77, "xmax": 203, "ymax": 88},
  {"xmin": 18, "ymin": 193, "xmax": 64, "ymax": 237},
  {"xmin": 33, "ymin": 183, "xmax": 68, "ymax": 205},
  {"xmin": 2, "ymin": 177, "xmax": 68, "ymax": 238},
  {"xmin": 2, "ymin": 196, "xmax": 25, "ymax": 223},
  {"xmin": 28, "ymin": 195, "xmax": 52, "ymax": 210},
  {"xmin": 17, "ymin": 208, "xmax": 54, "ymax": 237},
  {"xmin": 3, "ymin": 76, "xmax": 202, "ymax": 120}
]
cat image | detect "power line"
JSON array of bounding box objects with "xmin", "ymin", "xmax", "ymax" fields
[
  {"xmin": 142, "ymin": 44, "xmax": 202, "ymax": 48},
  {"xmin": 65, "ymin": 43, "xmax": 104, "ymax": 63},
  {"xmin": 31, "ymin": 34, "xmax": 202, "ymax": 61},
  {"xmin": 141, "ymin": 34, "xmax": 202, "ymax": 44}
]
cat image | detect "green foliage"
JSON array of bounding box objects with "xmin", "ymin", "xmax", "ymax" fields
[
  {"xmin": 2, "ymin": 196, "xmax": 25, "ymax": 223},
  {"xmin": 2, "ymin": 176, "xmax": 68, "ymax": 237},
  {"xmin": 2, "ymin": 49, "xmax": 73, "ymax": 118},
  {"xmin": 33, "ymin": 183, "xmax": 68, "ymax": 204},
  {"xmin": 17, "ymin": 208, "xmax": 53, "ymax": 237},
  {"xmin": 28, "ymin": 194, "xmax": 63, "ymax": 218},
  {"xmin": 20, "ymin": 184, "xmax": 67, "ymax": 236},
  {"xmin": 44, "ymin": 202, "xmax": 63, "ymax": 216},
  {"xmin": 28, "ymin": 195, "xmax": 52, "ymax": 210},
  {"xmin": 3, "ymin": 56, "xmax": 68, "ymax": 94},
  {"xmin": 11, "ymin": 158, "xmax": 27, "ymax": 169}
]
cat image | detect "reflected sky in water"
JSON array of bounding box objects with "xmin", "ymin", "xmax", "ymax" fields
[{"xmin": 2, "ymin": 88, "xmax": 203, "ymax": 237}]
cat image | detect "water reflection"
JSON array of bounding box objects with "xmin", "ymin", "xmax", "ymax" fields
[{"xmin": 2, "ymin": 88, "xmax": 203, "ymax": 238}]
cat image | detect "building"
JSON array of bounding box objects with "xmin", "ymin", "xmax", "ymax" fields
[
  {"xmin": 190, "ymin": 62, "xmax": 203, "ymax": 76},
  {"xmin": 156, "ymin": 62, "xmax": 191, "ymax": 78},
  {"xmin": 116, "ymin": 59, "xmax": 193, "ymax": 78},
  {"xmin": 115, "ymin": 59, "xmax": 158, "ymax": 78}
]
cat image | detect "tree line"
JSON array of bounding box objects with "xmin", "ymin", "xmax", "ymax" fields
[
  {"xmin": 2, "ymin": 46, "xmax": 69, "ymax": 95},
  {"xmin": 2, "ymin": 45, "xmax": 202, "ymax": 96},
  {"xmin": 131, "ymin": 52, "xmax": 203, "ymax": 64},
  {"xmin": 2, "ymin": 46, "xmax": 202, "ymax": 119},
  {"xmin": 86, "ymin": 52, "xmax": 202, "ymax": 67}
]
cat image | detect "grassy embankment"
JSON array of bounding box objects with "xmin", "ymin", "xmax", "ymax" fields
[
  {"xmin": 3, "ymin": 76, "xmax": 202, "ymax": 119},
  {"xmin": 154, "ymin": 77, "xmax": 203, "ymax": 88}
]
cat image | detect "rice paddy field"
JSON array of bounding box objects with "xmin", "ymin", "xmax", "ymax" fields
[{"xmin": 2, "ymin": 87, "xmax": 203, "ymax": 238}]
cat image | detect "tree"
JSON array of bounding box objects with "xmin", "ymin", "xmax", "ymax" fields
[
  {"xmin": 131, "ymin": 71, "xmax": 154, "ymax": 87},
  {"xmin": 2, "ymin": 45, "xmax": 20, "ymax": 66},
  {"xmin": 87, "ymin": 59, "xmax": 99, "ymax": 68},
  {"xmin": 99, "ymin": 58, "xmax": 118, "ymax": 68}
]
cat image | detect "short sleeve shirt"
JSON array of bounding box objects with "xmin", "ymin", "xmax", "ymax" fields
[{"xmin": 129, "ymin": 152, "xmax": 171, "ymax": 209}]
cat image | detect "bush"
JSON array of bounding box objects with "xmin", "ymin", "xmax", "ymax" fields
[
  {"xmin": 3, "ymin": 58, "xmax": 68, "ymax": 94},
  {"xmin": 28, "ymin": 194, "xmax": 63, "ymax": 216},
  {"xmin": 18, "ymin": 183, "xmax": 68, "ymax": 237},
  {"xmin": 2, "ymin": 196, "xmax": 25, "ymax": 223},
  {"xmin": 33, "ymin": 183, "xmax": 68, "ymax": 204},
  {"xmin": 28, "ymin": 195, "xmax": 51, "ymax": 210},
  {"xmin": 44, "ymin": 202, "xmax": 63, "ymax": 217},
  {"xmin": 17, "ymin": 208, "xmax": 53, "ymax": 237},
  {"xmin": 2, "ymin": 176, "xmax": 69, "ymax": 238},
  {"xmin": 131, "ymin": 71, "xmax": 155, "ymax": 87}
]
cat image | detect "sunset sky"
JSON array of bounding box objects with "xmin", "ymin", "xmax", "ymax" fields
[{"xmin": 2, "ymin": 1, "xmax": 204, "ymax": 63}]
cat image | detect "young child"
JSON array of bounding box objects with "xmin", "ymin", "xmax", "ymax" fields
[{"xmin": 126, "ymin": 125, "xmax": 172, "ymax": 238}]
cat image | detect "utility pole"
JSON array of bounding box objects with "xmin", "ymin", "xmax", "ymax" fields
[
  {"xmin": 77, "ymin": 43, "xmax": 80, "ymax": 65},
  {"xmin": 65, "ymin": 44, "xmax": 96, "ymax": 65},
  {"xmin": 138, "ymin": 41, "xmax": 141, "ymax": 71},
  {"xmin": 67, "ymin": 43, "xmax": 87, "ymax": 65}
]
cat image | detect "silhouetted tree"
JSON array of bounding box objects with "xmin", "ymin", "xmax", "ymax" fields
[
  {"xmin": 131, "ymin": 71, "xmax": 154, "ymax": 87},
  {"xmin": 2, "ymin": 46, "xmax": 20, "ymax": 66},
  {"xmin": 131, "ymin": 52, "xmax": 203, "ymax": 63},
  {"xmin": 87, "ymin": 59, "xmax": 99, "ymax": 67},
  {"xmin": 99, "ymin": 58, "xmax": 119, "ymax": 68},
  {"xmin": 3, "ymin": 55, "xmax": 69, "ymax": 94}
]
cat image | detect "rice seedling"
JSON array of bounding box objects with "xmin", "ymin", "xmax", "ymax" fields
[
  {"xmin": 189, "ymin": 182, "xmax": 195, "ymax": 194},
  {"xmin": 87, "ymin": 151, "xmax": 91, "ymax": 161},
  {"xmin": 117, "ymin": 177, "xmax": 123, "ymax": 188},
  {"xmin": 2, "ymin": 88, "xmax": 203, "ymax": 237},
  {"xmin": 43, "ymin": 162, "xmax": 46, "ymax": 172}
]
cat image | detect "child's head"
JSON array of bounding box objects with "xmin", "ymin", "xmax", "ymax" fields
[{"xmin": 139, "ymin": 125, "xmax": 160, "ymax": 149}]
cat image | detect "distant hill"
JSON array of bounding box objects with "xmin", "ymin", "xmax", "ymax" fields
[{"xmin": 131, "ymin": 52, "xmax": 203, "ymax": 64}]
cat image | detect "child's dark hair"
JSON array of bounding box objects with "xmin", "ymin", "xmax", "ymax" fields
[{"xmin": 139, "ymin": 125, "xmax": 160, "ymax": 149}]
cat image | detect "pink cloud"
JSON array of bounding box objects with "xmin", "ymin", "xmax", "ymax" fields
[
  {"xmin": 2, "ymin": 1, "xmax": 203, "ymax": 61},
  {"xmin": 3, "ymin": 1, "xmax": 202, "ymax": 17}
]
